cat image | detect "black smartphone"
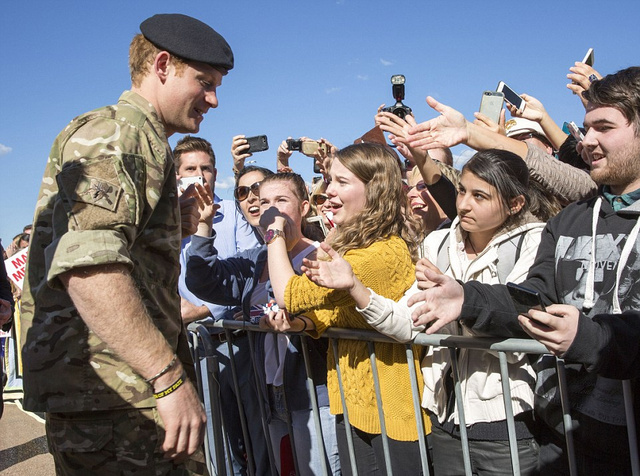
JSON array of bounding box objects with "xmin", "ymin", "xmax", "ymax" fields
[
  {"xmin": 245, "ymin": 135, "xmax": 269, "ymax": 153},
  {"xmin": 496, "ymin": 81, "xmax": 525, "ymax": 113},
  {"xmin": 506, "ymin": 282, "xmax": 546, "ymax": 315}
]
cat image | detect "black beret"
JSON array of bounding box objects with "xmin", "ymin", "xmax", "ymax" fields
[{"xmin": 140, "ymin": 13, "xmax": 234, "ymax": 72}]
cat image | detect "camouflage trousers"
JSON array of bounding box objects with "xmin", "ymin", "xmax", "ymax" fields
[{"xmin": 46, "ymin": 407, "xmax": 206, "ymax": 475}]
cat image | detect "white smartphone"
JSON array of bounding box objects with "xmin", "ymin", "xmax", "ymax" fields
[
  {"xmin": 479, "ymin": 91, "xmax": 505, "ymax": 124},
  {"xmin": 581, "ymin": 48, "xmax": 594, "ymax": 67},
  {"xmin": 496, "ymin": 81, "xmax": 525, "ymax": 113},
  {"xmin": 567, "ymin": 121, "xmax": 585, "ymax": 142},
  {"xmin": 177, "ymin": 175, "xmax": 204, "ymax": 191}
]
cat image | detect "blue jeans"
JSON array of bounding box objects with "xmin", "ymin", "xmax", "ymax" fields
[{"xmin": 268, "ymin": 386, "xmax": 340, "ymax": 476}]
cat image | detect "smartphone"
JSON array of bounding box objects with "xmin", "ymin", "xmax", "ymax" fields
[
  {"xmin": 581, "ymin": 48, "xmax": 594, "ymax": 67},
  {"xmin": 506, "ymin": 282, "xmax": 546, "ymax": 315},
  {"xmin": 301, "ymin": 141, "xmax": 329, "ymax": 156},
  {"xmin": 177, "ymin": 175, "xmax": 203, "ymax": 190},
  {"xmin": 566, "ymin": 121, "xmax": 585, "ymax": 142},
  {"xmin": 479, "ymin": 91, "xmax": 505, "ymax": 124},
  {"xmin": 496, "ymin": 81, "xmax": 525, "ymax": 113},
  {"xmin": 245, "ymin": 135, "xmax": 269, "ymax": 154}
]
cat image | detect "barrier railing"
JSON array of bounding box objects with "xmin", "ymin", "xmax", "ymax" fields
[{"xmin": 188, "ymin": 320, "xmax": 639, "ymax": 476}]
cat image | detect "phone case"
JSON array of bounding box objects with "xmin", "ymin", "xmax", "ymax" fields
[
  {"xmin": 246, "ymin": 135, "xmax": 269, "ymax": 153},
  {"xmin": 506, "ymin": 282, "xmax": 546, "ymax": 314},
  {"xmin": 479, "ymin": 91, "xmax": 504, "ymax": 124}
]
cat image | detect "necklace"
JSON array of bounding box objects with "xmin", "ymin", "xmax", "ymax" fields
[{"xmin": 466, "ymin": 235, "xmax": 478, "ymax": 255}]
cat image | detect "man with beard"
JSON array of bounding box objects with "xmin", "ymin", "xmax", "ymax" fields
[{"xmin": 405, "ymin": 66, "xmax": 640, "ymax": 475}]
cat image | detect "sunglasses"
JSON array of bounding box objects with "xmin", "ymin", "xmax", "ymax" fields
[
  {"xmin": 312, "ymin": 194, "xmax": 329, "ymax": 206},
  {"xmin": 405, "ymin": 181, "xmax": 428, "ymax": 193},
  {"xmin": 234, "ymin": 181, "xmax": 261, "ymax": 201}
]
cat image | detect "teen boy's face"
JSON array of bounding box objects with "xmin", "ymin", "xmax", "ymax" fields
[{"xmin": 583, "ymin": 104, "xmax": 640, "ymax": 195}]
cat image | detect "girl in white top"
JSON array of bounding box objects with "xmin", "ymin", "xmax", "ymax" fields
[{"xmin": 302, "ymin": 149, "xmax": 546, "ymax": 475}]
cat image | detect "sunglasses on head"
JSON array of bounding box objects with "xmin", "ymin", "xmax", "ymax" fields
[
  {"xmin": 234, "ymin": 181, "xmax": 261, "ymax": 201},
  {"xmin": 312, "ymin": 194, "xmax": 329, "ymax": 206}
]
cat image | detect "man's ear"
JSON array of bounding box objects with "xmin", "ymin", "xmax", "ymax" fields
[{"xmin": 154, "ymin": 51, "xmax": 172, "ymax": 82}]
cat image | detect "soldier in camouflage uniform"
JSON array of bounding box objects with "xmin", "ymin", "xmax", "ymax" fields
[{"xmin": 20, "ymin": 14, "xmax": 233, "ymax": 475}]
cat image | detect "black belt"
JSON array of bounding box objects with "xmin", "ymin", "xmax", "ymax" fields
[{"xmin": 216, "ymin": 329, "xmax": 247, "ymax": 343}]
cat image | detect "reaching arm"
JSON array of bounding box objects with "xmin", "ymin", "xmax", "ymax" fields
[
  {"xmin": 61, "ymin": 264, "xmax": 205, "ymax": 462},
  {"xmin": 505, "ymin": 93, "xmax": 569, "ymax": 151},
  {"xmin": 406, "ymin": 96, "xmax": 529, "ymax": 158},
  {"xmin": 302, "ymin": 242, "xmax": 423, "ymax": 342}
]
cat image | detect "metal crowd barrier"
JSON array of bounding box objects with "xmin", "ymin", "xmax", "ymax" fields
[{"xmin": 188, "ymin": 320, "xmax": 639, "ymax": 476}]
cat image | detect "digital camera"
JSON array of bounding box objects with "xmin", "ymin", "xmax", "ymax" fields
[{"xmin": 382, "ymin": 74, "xmax": 412, "ymax": 119}]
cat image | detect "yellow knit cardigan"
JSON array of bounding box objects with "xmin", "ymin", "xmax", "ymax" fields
[{"xmin": 285, "ymin": 235, "xmax": 431, "ymax": 441}]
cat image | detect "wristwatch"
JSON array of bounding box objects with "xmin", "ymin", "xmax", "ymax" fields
[{"xmin": 264, "ymin": 228, "xmax": 285, "ymax": 245}]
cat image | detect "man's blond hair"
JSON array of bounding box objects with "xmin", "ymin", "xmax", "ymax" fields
[{"xmin": 129, "ymin": 34, "xmax": 186, "ymax": 87}]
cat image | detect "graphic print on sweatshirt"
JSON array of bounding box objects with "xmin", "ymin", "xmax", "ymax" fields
[{"xmin": 536, "ymin": 231, "xmax": 640, "ymax": 428}]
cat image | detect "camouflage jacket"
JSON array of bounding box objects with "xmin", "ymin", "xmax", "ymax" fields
[{"xmin": 21, "ymin": 91, "xmax": 192, "ymax": 413}]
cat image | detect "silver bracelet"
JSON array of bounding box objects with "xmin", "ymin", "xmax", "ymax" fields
[{"xmin": 145, "ymin": 354, "xmax": 177, "ymax": 384}]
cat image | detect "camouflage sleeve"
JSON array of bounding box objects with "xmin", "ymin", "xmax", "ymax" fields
[{"xmin": 43, "ymin": 118, "xmax": 152, "ymax": 289}]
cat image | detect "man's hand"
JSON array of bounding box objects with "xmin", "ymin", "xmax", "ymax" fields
[
  {"xmin": 0, "ymin": 298, "xmax": 12, "ymax": 326},
  {"xmin": 153, "ymin": 367, "xmax": 206, "ymax": 462},
  {"xmin": 407, "ymin": 268, "xmax": 464, "ymax": 334},
  {"xmin": 301, "ymin": 242, "xmax": 355, "ymax": 290},
  {"xmin": 407, "ymin": 96, "xmax": 470, "ymax": 150},
  {"xmin": 180, "ymin": 298, "xmax": 210, "ymax": 324},
  {"xmin": 179, "ymin": 185, "xmax": 201, "ymax": 238},
  {"xmin": 567, "ymin": 63, "xmax": 603, "ymax": 108},
  {"xmin": 518, "ymin": 304, "xmax": 580, "ymax": 357}
]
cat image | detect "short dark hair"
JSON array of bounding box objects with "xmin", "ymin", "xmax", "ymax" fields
[
  {"xmin": 173, "ymin": 135, "xmax": 215, "ymax": 170},
  {"xmin": 583, "ymin": 66, "xmax": 640, "ymax": 135}
]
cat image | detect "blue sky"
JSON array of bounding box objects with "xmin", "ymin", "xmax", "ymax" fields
[{"xmin": 1, "ymin": 0, "xmax": 639, "ymax": 246}]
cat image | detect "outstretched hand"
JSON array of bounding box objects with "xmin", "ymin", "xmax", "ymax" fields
[
  {"xmin": 407, "ymin": 268, "xmax": 464, "ymax": 334},
  {"xmin": 407, "ymin": 96, "xmax": 469, "ymax": 150},
  {"xmin": 301, "ymin": 242, "xmax": 355, "ymax": 290}
]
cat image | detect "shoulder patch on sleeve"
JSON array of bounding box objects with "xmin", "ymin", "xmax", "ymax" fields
[
  {"xmin": 57, "ymin": 157, "xmax": 134, "ymax": 230},
  {"xmin": 75, "ymin": 175, "xmax": 121, "ymax": 211}
]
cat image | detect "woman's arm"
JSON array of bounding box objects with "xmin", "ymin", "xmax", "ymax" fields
[{"xmin": 302, "ymin": 243, "xmax": 423, "ymax": 342}]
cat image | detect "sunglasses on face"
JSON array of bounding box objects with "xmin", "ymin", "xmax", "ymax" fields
[
  {"xmin": 312, "ymin": 194, "xmax": 329, "ymax": 206},
  {"xmin": 405, "ymin": 181, "xmax": 428, "ymax": 193},
  {"xmin": 234, "ymin": 181, "xmax": 261, "ymax": 201}
]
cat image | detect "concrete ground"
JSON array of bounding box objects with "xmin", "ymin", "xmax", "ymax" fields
[{"xmin": 0, "ymin": 400, "xmax": 55, "ymax": 475}]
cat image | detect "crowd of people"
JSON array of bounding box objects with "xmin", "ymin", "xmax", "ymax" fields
[{"xmin": 1, "ymin": 9, "xmax": 639, "ymax": 476}]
